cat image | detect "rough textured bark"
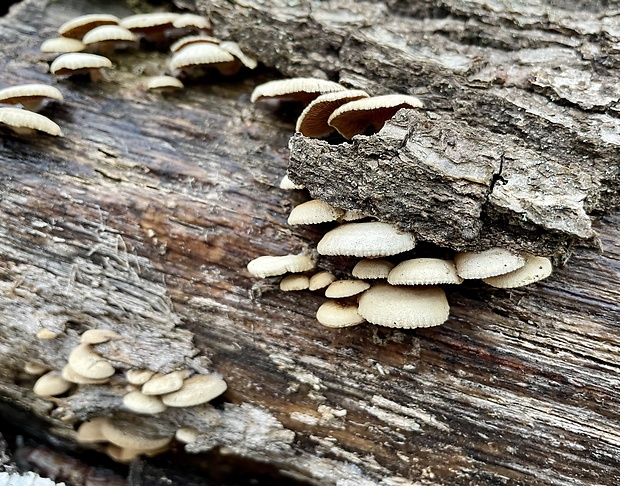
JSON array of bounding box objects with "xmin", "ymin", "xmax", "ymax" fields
[{"xmin": 1, "ymin": 0, "xmax": 620, "ymax": 485}]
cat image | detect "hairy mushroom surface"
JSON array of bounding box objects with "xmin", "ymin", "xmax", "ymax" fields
[
  {"xmin": 0, "ymin": 107, "xmax": 62, "ymax": 136},
  {"xmin": 317, "ymin": 222, "xmax": 415, "ymax": 257},
  {"xmin": 0, "ymin": 84, "xmax": 63, "ymax": 112},
  {"xmin": 251, "ymin": 77, "xmax": 346, "ymax": 104}
]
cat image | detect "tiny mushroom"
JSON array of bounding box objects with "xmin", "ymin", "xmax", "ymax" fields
[
  {"xmin": 123, "ymin": 391, "xmax": 167, "ymax": 414},
  {"xmin": 247, "ymin": 253, "xmax": 315, "ymax": 278},
  {"xmin": 170, "ymin": 35, "xmax": 220, "ymax": 53},
  {"xmin": 388, "ymin": 258, "xmax": 464, "ymax": 285},
  {"xmin": 296, "ymin": 89, "xmax": 369, "ymax": 138},
  {"xmin": 100, "ymin": 418, "xmax": 173, "ymax": 451},
  {"xmin": 328, "ymin": 94, "xmax": 424, "ymax": 139},
  {"xmin": 324, "ymin": 279, "xmax": 370, "ymax": 299},
  {"xmin": 33, "ymin": 371, "xmax": 72, "ymax": 397},
  {"xmin": 455, "ymin": 247, "xmax": 526, "ymax": 280},
  {"xmin": 146, "ymin": 75, "xmax": 184, "ymax": 92},
  {"xmin": 358, "ymin": 284, "xmax": 450, "ymax": 329},
  {"xmin": 279, "ymin": 174, "xmax": 305, "ymax": 190},
  {"xmin": 40, "ymin": 37, "xmax": 85, "ymax": 54},
  {"xmin": 82, "ymin": 25, "xmax": 138, "ymax": 56},
  {"xmin": 0, "ymin": 107, "xmax": 62, "ymax": 136},
  {"xmin": 81, "ymin": 328, "xmax": 122, "ymax": 345},
  {"xmin": 120, "ymin": 12, "xmax": 180, "ymax": 44},
  {"xmin": 0, "ymin": 84, "xmax": 63, "ymax": 111},
  {"xmin": 308, "ymin": 271, "xmax": 336, "ymax": 291},
  {"xmin": 141, "ymin": 370, "xmax": 189, "ymax": 395},
  {"xmin": 76, "ymin": 417, "xmax": 111, "ymax": 444},
  {"xmin": 316, "ymin": 301, "xmax": 365, "ymax": 328},
  {"xmin": 352, "ymin": 259, "xmax": 395, "ymax": 280},
  {"xmin": 24, "ymin": 362, "xmax": 48, "ymax": 376},
  {"xmin": 172, "ymin": 14, "xmax": 211, "ymax": 32},
  {"xmin": 218, "ymin": 41, "xmax": 258, "ymax": 73},
  {"xmin": 50, "ymin": 52, "xmax": 112, "ymax": 81},
  {"xmin": 317, "ymin": 222, "xmax": 415, "ymax": 258},
  {"xmin": 161, "ymin": 374, "xmax": 227, "ymax": 407},
  {"xmin": 251, "ymin": 77, "xmax": 346, "ymax": 104},
  {"xmin": 126, "ymin": 369, "xmax": 155, "ymax": 385},
  {"xmin": 175, "ymin": 426, "xmax": 199, "ymax": 444},
  {"xmin": 58, "ymin": 14, "xmax": 120, "ymax": 39},
  {"xmin": 287, "ymin": 199, "xmax": 345, "ymax": 225},
  {"xmin": 280, "ymin": 274, "xmax": 310, "ymax": 291},
  {"xmin": 61, "ymin": 364, "xmax": 110, "ymax": 385},
  {"xmin": 68, "ymin": 343, "xmax": 115, "ymax": 380},
  {"xmin": 36, "ymin": 328, "xmax": 59, "ymax": 339},
  {"xmin": 482, "ymin": 254, "xmax": 553, "ymax": 288},
  {"xmin": 169, "ymin": 43, "xmax": 235, "ymax": 76}
]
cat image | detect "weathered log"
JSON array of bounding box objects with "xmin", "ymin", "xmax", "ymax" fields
[{"xmin": 0, "ymin": 0, "xmax": 620, "ymax": 485}]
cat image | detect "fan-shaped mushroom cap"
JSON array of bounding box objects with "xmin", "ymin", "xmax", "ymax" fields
[
  {"xmin": 0, "ymin": 84, "xmax": 63, "ymax": 112},
  {"xmin": 82, "ymin": 25, "xmax": 137, "ymax": 54},
  {"xmin": 59, "ymin": 14, "xmax": 120, "ymax": 39},
  {"xmin": 100, "ymin": 418, "xmax": 173, "ymax": 450},
  {"xmin": 455, "ymin": 248, "xmax": 526, "ymax": 279},
  {"xmin": 161, "ymin": 374, "xmax": 227, "ymax": 407},
  {"xmin": 279, "ymin": 174, "xmax": 304, "ymax": 190},
  {"xmin": 218, "ymin": 41, "xmax": 257, "ymax": 70},
  {"xmin": 141, "ymin": 370, "xmax": 189, "ymax": 395},
  {"xmin": 50, "ymin": 53, "xmax": 112, "ymax": 78},
  {"xmin": 0, "ymin": 107, "xmax": 62, "ymax": 136},
  {"xmin": 280, "ymin": 274, "xmax": 310, "ymax": 291},
  {"xmin": 328, "ymin": 94, "xmax": 424, "ymax": 139},
  {"xmin": 358, "ymin": 284, "xmax": 449, "ymax": 328},
  {"xmin": 308, "ymin": 271, "xmax": 336, "ymax": 291},
  {"xmin": 316, "ymin": 301, "xmax": 365, "ymax": 328},
  {"xmin": 40, "ymin": 37, "xmax": 85, "ymax": 53},
  {"xmin": 81, "ymin": 329, "xmax": 122, "ymax": 345},
  {"xmin": 62, "ymin": 364, "xmax": 110, "ymax": 385},
  {"xmin": 172, "ymin": 14, "xmax": 211, "ymax": 31},
  {"xmin": 146, "ymin": 75, "xmax": 184, "ymax": 91},
  {"xmin": 288, "ymin": 199, "xmax": 344, "ymax": 225},
  {"xmin": 76, "ymin": 417, "xmax": 111, "ymax": 443},
  {"xmin": 24, "ymin": 362, "xmax": 48, "ymax": 376},
  {"xmin": 388, "ymin": 258, "xmax": 463, "ymax": 285},
  {"xmin": 175, "ymin": 426, "xmax": 199, "ymax": 444},
  {"xmin": 170, "ymin": 35, "xmax": 220, "ymax": 53},
  {"xmin": 247, "ymin": 254, "xmax": 315, "ymax": 278},
  {"xmin": 251, "ymin": 78, "xmax": 346, "ymax": 104},
  {"xmin": 482, "ymin": 254, "xmax": 553, "ymax": 288},
  {"xmin": 120, "ymin": 12, "xmax": 180, "ymax": 32},
  {"xmin": 317, "ymin": 222, "xmax": 415, "ymax": 258},
  {"xmin": 36, "ymin": 328, "xmax": 58, "ymax": 339},
  {"xmin": 325, "ymin": 279, "xmax": 370, "ymax": 298},
  {"xmin": 33, "ymin": 371, "xmax": 71, "ymax": 396},
  {"xmin": 296, "ymin": 90, "xmax": 369, "ymax": 137},
  {"xmin": 169, "ymin": 43, "xmax": 235, "ymax": 71},
  {"xmin": 68, "ymin": 344, "xmax": 115, "ymax": 379},
  {"xmin": 126, "ymin": 369, "xmax": 155, "ymax": 385},
  {"xmin": 352, "ymin": 259, "xmax": 394, "ymax": 279},
  {"xmin": 123, "ymin": 391, "xmax": 167, "ymax": 414}
]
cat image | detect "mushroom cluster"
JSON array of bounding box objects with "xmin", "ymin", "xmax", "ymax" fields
[
  {"xmin": 26, "ymin": 327, "xmax": 226, "ymax": 462},
  {"xmin": 0, "ymin": 84, "xmax": 63, "ymax": 136}
]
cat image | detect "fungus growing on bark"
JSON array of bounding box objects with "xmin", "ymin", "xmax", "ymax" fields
[
  {"xmin": 170, "ymin": 35, "xmax": 220, "ymax": 53},
  {"xmin": 169, "ymin": 43, "xmax": 235, "ymax": 75},
  {"xmin": 146, "ymin": 75, "xmax": 184, "ymax": 92},
  {"xmin": 50, "ymin": 53, "xmax": 112, "ymax": 81},
  {"xmin": 482, "ymin": 254, "xmax": 553, "ymax": 288},
  {"xmin": 0, "ymin": 107, "xmax": 62, "ymax": 136},
  {"xmin": 123, "ymin": 391, "xmax": 167, "ymax": 414},
  {"xmin": 40, "ymin": 37, "xmax": 85, "ymax": 53},
  {"xmin": 280, "ymin": 274, "xmax": 310, "ymax": 291},
  {"xmin": 328, "ymin": 94, "xmax": 424, "ymax": 139},
  {"xmin": 82, "ymin": 25, "xmax": 137, "ymax": 56},
  {"xmin": 251, "ymin": 78, "xmax": 346, "ymax": 104},
  {"xmin": 33, "ymin": 371, "xmax": 71, "ymax": 397},
  {"xmin": 279, "ymin": 174, "xmax": 304, "ymax": 190},
  {"xmin": 172, "ymin": 14, "xmax": 211, "ymax": 32},
  {"xmin": 120, "ymin": 13, "xmax": 180, "ymax": 44},
  {"xmin": 388, "ymin": 258, "xmax": 463, "ymax": 285},
  {"xmin": 324, "ymin": 279, "xmax": 370, "ymax": 298},
  {"xmin": 316, "ymin": 301, "xmax": 365, "ymax": 328},
  {"xmin": 61, "ymin": 364, "xmax": 110, "ymax": 385},
  {"xmin": 161, "ymin": 374, "xmax": 227, "ymax": 407},
  {"xmin": 317, "ymin": 222, "xmax": 415, "ymax": 257},
  {"xmin": 308, "ymin": 271, "xmax": 336, "ymax": 291},
  {"xmin": 68, "ymin": 344, "xmax": 115, "ymax": 380},
  {"xmin": 175, "ymin": 427, "xmax": 199, "ymax": 444},
  {"xmin": 455, "ymin": 248, "xmax": 525, "ymax": 279},
  {"xmin": 58, "ymin": 14, "xmax": 120, "ymax": 39},
  {"xmin": 23, "ymin": 362, "xmax": 48, "ymax": 376},
  {"xmin": 287, "ymin": 199, "xmax": 344, "ymax": 225},
  {"xmin": 296, "ymin": 89, "xmax": 369, "ymax": 138},
  {"xmin": 100, "ymin": 418, "xmax": 173, "ymax": 452},
  {"xmin": 247, "ymin": 254, "xmax": 315, "ymax": 278},
  {"xmin": 341, "ymin": 209, "xmax": 369, "ymax": 221},
  {"xmin": 76, "ymin": 417, "xmax": 110, "ymax": 444},
  {"xmin": 36, "ymin": 328, "xmax": 59, "ymax": 339},
  {"xmin": 80, "ymin": 329, "xmax": 122, "ymax": 345},
  {"xmin": 141, "ymin": 370, "xmax": 188, "ymax": 395},
  {"xmin": 358, "ymin": 284, "xmax": 450, "ymax": 328},
  {"xmin": 218, "ymin": 41, "xmax": 258, "ymax": 73},
  {"xmin": 352, "ymin": 259, "xmax": 395, "ymax": 279},
  {"xmin": 0, "ymin": 84, "xmax": 63, "ymax": 112},
  {"xmin": 126, "ymin": 369, "xmax": 155, "ymax": 385}
]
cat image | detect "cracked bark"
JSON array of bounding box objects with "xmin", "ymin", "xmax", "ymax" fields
[{"xmin": 1, "ymin": 0, "xmax": 620, "ymax": 485}]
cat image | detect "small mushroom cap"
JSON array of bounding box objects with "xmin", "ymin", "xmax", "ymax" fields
[
  {"xmin": 175, "ymin": 426, "xmax": 199, "ymax": 444},
  {"xmin": 68, "ymin": 343, "xmax": 115, "ymax": 379},
  {"xmin": 0, "ymin": 84, "xmax": 63, "ymax": 106},
  {"xmin": 100, "ymin": 418, "xmax": 173, "ymax": 450},
  {"xmin": 40, "ymin": 37, "xmax": 85, "ymax": 53},
  {"xmin": 62, "ymin": 364, "xmax": 110, "ymax": 385},
  {"xmin": 76, "ymin": 417, "xmax": 111, "ymax": 444},
  {"xmin": 120, "ymin": 13, "xmax": 180, "ymax": 32},
  {"xmin": 352, "ymin": 259, "xmax": 395, "ymax": 279},
  {"xmin": 455, "ymin": 248, "xmax": 526, "ymax": 279},
  {"xmin": 218, "ymin": 41, "xmax": 258, "ymax": 69},
  {"xmin": 317, "ymin": 222, "xmax": 415, "ymax": 258},
  {"xmin": 296, "ymin": 89, "xmax": 369, "ymax": 137},
  {"xmin": 316, "ymin": 301, "xmax": 365, "ymax": 328},
  {"xmin": 33, "ymin": 371, "xmax": 71, "ymax": 396},
  {"xmin": 50, "ymin": 52, "xmax": 112, "ymax": 76},
  {"xmin": 280, "ymin": 274, "xmax": 310, "ymax": 291},
  {"xmin": 482, "ymin": 254, "xmax": 553, "ymax": 288},
  {"xmin": 161, "ymin": 374, "xmax": 227, "ymax": 407},
  {"xmin": 169, "ymin": 43, "xmax": 235, "ymax": 71},
  {"xmin": 123, "ymin": 391, "xmax": 167, "ymax": 414},
  {"xmin": 279, "ymin": 174, "xmax": 305, "ymax": 190},
  {"xmin": 324, "ymin": 279, "xmax": 370, "ymax": 298},
  {"xmin": 247, "ymin": 254, "xmax": 315, "ymax": 278},
  {"xmin": 358, "ymin": 284, "xmax": 450, "ymax": 328},
  {"xmin": 141, "ymin": 370, "xmax": 188, "ymax": 395},
  {"xmin": 146, "ymin": 75, "xmax": 184, "ymax": 91},
  {"xmin": 82, "ymin": 25, "xmax": 137, "ymax": 45},
  {"xmin": 308, "ymin": 271, "xmax": 336, "ymax": 291},
  {"xmin": 170, "ymin": 35, "xmax": 220, "ymax": 53},
  {"xmin": 388, "ymin": 258, "xmax": 464, "ymax": 285},
  {"xmin": 126, "ymin": 369, "xmax": 155, "ymax": 385},
  {"xmin": 0, "ymin": 108, "xmax": 62, "ymax": 136},
  {"xmin": 172, "ymin": 14, "xmax": 211, "ymax": 30},
  {"xmin": 81, "ymin": 328, "xmax": 123, "ymax": 344},
  {"xmin": 24, "ymin": 362, "xmax": 48, "ymax": 375},
  {"xmin": 58, "ymin": 14, "xmax": 120, "ymax": 39},
  {"xmin": 36, "ymin": 328, "xmax": 59, "ymax": 339},
  {"xmin": 288, "ymin": 199, "xmax": 345, "ymax": 225},
  {"xmin": 250, "ymin": 77, "xmax": 346, "ymax": 104},
  {"xmin": 328, "ymin": 94, "xmax": 424, "ymax": 139}
]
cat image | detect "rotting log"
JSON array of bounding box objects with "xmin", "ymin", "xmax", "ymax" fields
[{"xmin": 0, "ymin": 0, "xmax": 620, "ymax": 485}]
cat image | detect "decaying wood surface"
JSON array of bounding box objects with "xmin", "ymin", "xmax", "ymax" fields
[{"xmin": 1, "ymin": 0, "xmax": 620, "ymax": 485}]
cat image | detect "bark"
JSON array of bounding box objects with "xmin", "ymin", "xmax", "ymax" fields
[{"xmin": 1, "ymin": 0, "xmax": 620, "ymax": 485}]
